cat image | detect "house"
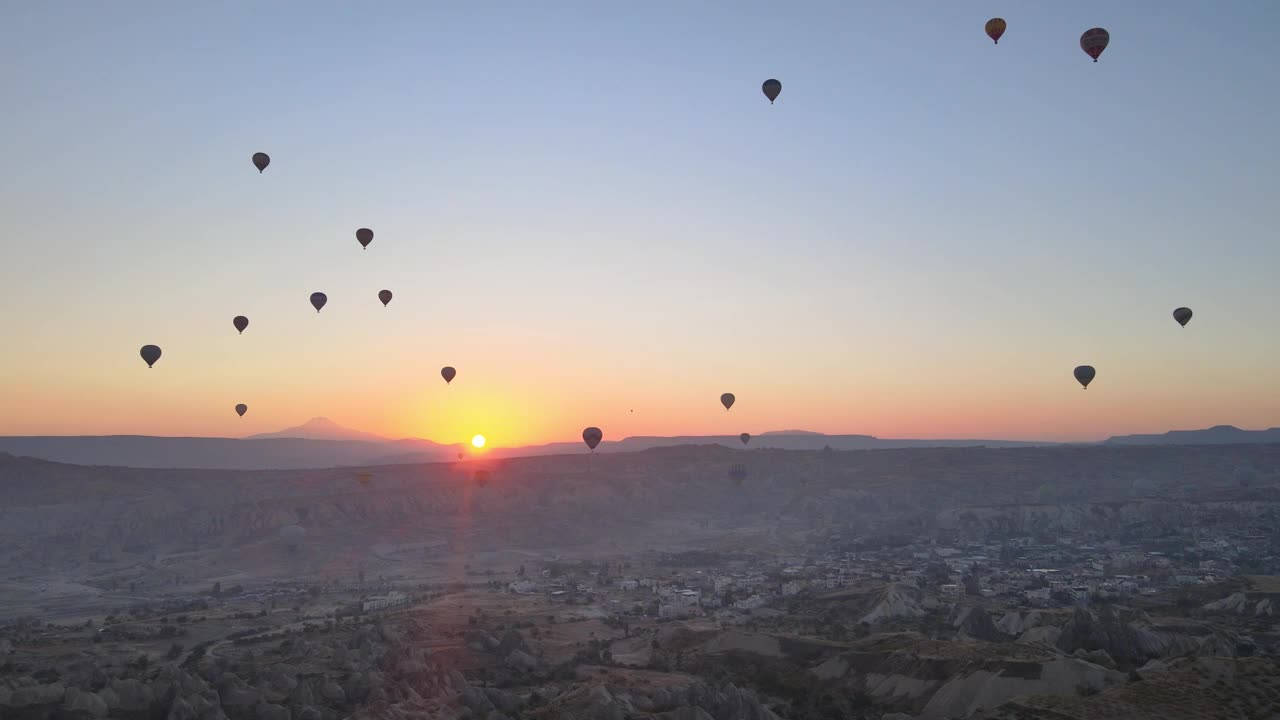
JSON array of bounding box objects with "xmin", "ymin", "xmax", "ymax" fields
[
  {"xmin": 362, "ymin": 591, "xmax": 409, "ymax": 613},
  {"xmin": 618, "ymin": 579, "xmax": 639, "ymax": 591},
  {"xmin": 508, "ymin": 580, "xmax": 537, "ymax": 595}
]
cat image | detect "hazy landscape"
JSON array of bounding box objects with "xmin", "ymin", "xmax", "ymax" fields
[{"xmin": 4, "ymin": 435, "xmax": 1280, "ymax": 719}]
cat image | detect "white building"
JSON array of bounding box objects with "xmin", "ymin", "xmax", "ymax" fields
[
  {"xmin": 508, "ymin": 580, "xmax": 537, "ymax": 594},
  {"xmin": 362, "ymin": 591, "xmax": 409, "ymax": 613}
]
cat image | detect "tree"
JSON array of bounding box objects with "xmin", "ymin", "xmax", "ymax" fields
[
  {"xmin": 211, "ymin": 582, "xmax": 222, "ymax": 597},
  {"xmin": 518, "ymin": 564, "xmax": 526, "ymax": 577}
]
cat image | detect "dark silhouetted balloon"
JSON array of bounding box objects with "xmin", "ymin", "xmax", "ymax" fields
[
  {"xmin": 1074, "ymin": 365, "xmax": 1096, "ymax": 389},
  {"xmin": 235, "ymin": 403, "xmax": 247, "ymax": 417},
  {"xmin": 252, "ymin": 153, "xmax": 270, "ymax": 173},
  {"xmin": 233, "ymin": 316, "xmax": 248, "ymax": 334},
  {"xmin": 740, "ymin": 433, "xmax": 751, "ymax": 446},
  {"xmin": 441, "ymin": 366, "xmax": 456, "ymax": 384},
  {"xmin": 1235, "ymin": 464, "xmax": 1257, "ymax": 488},
  {"xmin": 457, "ymin": 452, "xmax": 465, "ymax": 460},
  {"xmin": 140, "ymin": 345, "xmax": 162, "ymax": 368},
  {"xmin": 356, "ymin": 228, "xmax": 373, "ymax": 249},
  {"xmin": 378, "ymin": 290, "xmax": 393, "ymax": 307},
  {"xmin": 721, "ymin": 393, "xmax": 735, "ymax": 411},
  {"xmin": 310, "ymin": 292, "xmax": 327, "ymax": 313},
  {"xmin": 1080, "ymin": 28, "xmax": 1109, "ymax": 62},
  {"xmin": 985, "ymin": 18, "xmax": 1006, "ymax": 44},
  {"xmin": 474, "ymin": 469, "xmax": 491, "ymax": 487},
  {"xmin": 357, "ymin": 471, "xmax": 372, "ymax": 487},
  {"xmin": 762, "ymin": 79, "xmax": 781, "ymax": 104},
  {"xmin": 582, "ymin": 426, "xmax": 603, "ymax": 451},
  {"xmin": 279, "ymin": 524, "xmax": 305, "ymax": 549},
  {"xmin": 1173, "ymin": 307, "xmax": 1193, "ymax": 327}
]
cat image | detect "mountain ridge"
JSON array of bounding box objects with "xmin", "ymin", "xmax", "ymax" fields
[
  {"xmin": 1105, "ymin": 425, "xmax": 1280, "ymax": 446},
  {"xmin": 1, "ymin": 423, "xmax": 1277, "ymax": 471}
]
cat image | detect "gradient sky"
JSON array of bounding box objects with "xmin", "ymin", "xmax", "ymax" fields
[{"xmin": 2, "ymin": 1, "xmax": 1278, "ymax": 446}]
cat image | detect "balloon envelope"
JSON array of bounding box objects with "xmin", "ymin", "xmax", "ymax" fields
[
  {"xmin": 1073, "ymin": 365, "xmax": 1096, "ymax": 389},
  {"xmin": 720, "ymin": 393, "xmax": 736, "ymax": 411},
  {"xmin": 1080, "ymin": 28, "xmax": 1109, "ymax": 61},
  {"xmin": 252, "ymin": 152, "xmax": 270, "ymax": 173},
  {"xmin": 740, "ymin": 433, "xmax": 751, "ymax": 446},
  {"xmin": 279, "ymin": 524, "xmax": 305, "ymax": 549},
  {"xmin": 356, "ymin": 228, "xmax": 374, "ymax": 249},
  {"xmin": 233, "ymin": 316, "xmax": 248, "ymax": 334},
  {"xmin": 379, "ymin": 290, "xmax": 393, "ymax": 307},
  {"xmin": 729, "ymin": 463, "xmax": 748, "ymax": 486},
  {"xmin": 310, "ymin": 292, "xmax": 327, "ymax": 313},
  {"xmin": 762, "ymin": 79, "xmax": 781, "ymax": 104},
  {"xmin": 985, "ymin": 18, "xmax": 1006, "ymax": 44},
  {"xmin": 235, "ymin": 403, "xmax": 247, "ymax": 417},
  {"xmin": 582, "ymin": 426, "xmax": 603, "ymax": 451},
  {"xmin": 140, "ymin": 345, "xmax": 162, "ymax": 368},
  {"xmin": 1173, "ymin": 307, "xmax": 1193, "ymax": 327},
  {"xmin": 441, "ymin": 366, "xmax": 456, "ymax": 384}
]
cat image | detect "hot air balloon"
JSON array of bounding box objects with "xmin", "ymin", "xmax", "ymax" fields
[
  {"xmin": 582, "ymin": 426, "xmax": 603, "ymax": 451},
  {"xmin": 740, "ymin": 433, "xmax": 751, "ymax": 446},
  {"xmin": 729, "ymin": 463, "xmax": 748, "ymax": 486},
  {"xmin": 985, "ymin": 18, "xmax": 1007, "ymax": 44},
  {"xmin": 233, "ymin": 316, "xmax": 249, "ymax": 334},
  {"xmin": 252, "ymin": 153, "xmax": 270, "ymax": 173},
  {"xmin": 1073, "ymin": 365, "xmax": 1096, "ymax": 389},
  {"xmin": 1234, "ymin": 464, "xmax": 1258, "ymax": 488},
  {"xmin": 279, "ymin": 524, "xmax": 306, "ymax": 550},
  {"xmin": 721, "ymin": 393, "xmax": 735, "ymax": 411},
  {"xmin": 356, "ymin": 228, "xmax": 373, "ymax": 249},
  {"xmin": 457, "ymin": 452, "xmax": 465, "ymax": 460},
  {"xmin": 1080, "ymin": 28, "xmax": 1109, "ymax": 62},
  {"xmin": 474, "ymin": 469, "xmax": 491, "ymax": 487},
  {"xmin": 235, "ymin": 403, "xmax": 247, "ymax": 417},
  {"xmin": 762, "ymin": 79, "xmax": 781, "ymax": 104},
  {"xmin": 357, "ymin": 471, "xmax": 372, "ymax": 487},
  {"xmin": 1173, "ymin": 307, "xmax": 1193, "ymax": 327},
  {"xmin": 310, "ymin": 292, "xmax": 327, "ymax": 313},
  {"xmin": 378, "ymin": 290, "xmax": 393, "ymax": 307},
  {"xmin": 441, "ymin": 366, "xmax": 456, "ymax": 384},
  {"xmin": 140, "ymin": 345, "xmax": 162, "ymax": 368}
]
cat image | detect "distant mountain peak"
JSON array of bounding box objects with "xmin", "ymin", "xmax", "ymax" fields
[
  {"xmin": 248, "ymin": 417, "xmax": 389, "ymax": 442},
  {"xmin": 1106, "ymin": 425, "xmax": 1280, "ymax": 446},
  {"xmin": 759, "ymin": 429, "xmax": 828, "ymax": 436}
]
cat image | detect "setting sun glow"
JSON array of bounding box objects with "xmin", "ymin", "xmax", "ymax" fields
[{"xmin": 471, "ymin": 434, "xmax": 486, "ymax": 449}]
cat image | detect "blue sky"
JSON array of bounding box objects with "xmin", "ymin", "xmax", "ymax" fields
[{"xmin": 1, "ymin": 1, "xmax": 1278, "ymax": 442}]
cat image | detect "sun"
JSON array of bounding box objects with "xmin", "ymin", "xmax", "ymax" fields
[{"xmin": 471, "ymin": 434, "xmax": 486, "ymax": 449}]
